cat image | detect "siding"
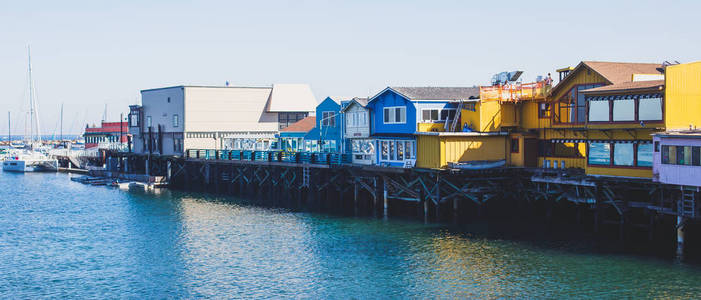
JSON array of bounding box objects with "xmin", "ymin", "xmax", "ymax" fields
[
  {"xmin": 416, "ymin": 135, "xmax": 441, "ymax": 168},
  {"xmin": 443, "ymin": 136, "xmax": 506, "ymax": 167},
  {"xmin": 665, "ymin": 61, "xmax": 701, "ymax": 130}
]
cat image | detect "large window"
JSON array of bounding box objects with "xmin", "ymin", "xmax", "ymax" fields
[
  {"xmin": 555, "ymin": 84, "xmax": 602, "ymax": 124},
  {"xmin": 378, "ymin": 139, "xmax": 415, "ymax": 162},
  {"xmin": 278, "ymin": 112, "xmax": 308, "ymax": 130},
  {"xmin": 538, "ymin": 103, "xmax": 550, "ymax": 118},
  {"xmin": 661, "ymin": 145, "xmax": 701, "ymax": 166},
  {"xmin": 421, "ymin": 108, "xmax": 455, "ymax": 122},
  {"xmin": 588, "ymin": 100, "xmax": 609, "ymax": 122},
  {"xmin": 613, "ymin": 98, "xmax": 635, "ymax": 121},
  {"xmin": 129, "ymin": 114, "xmax": 139, "ymax": 127},
  {"xmin": 383, "ymin": 107, "xmax": 406, "ymax": 124},
  {"xmin": 322, "ymin": 111, "xmax": 336, "ymax": 127},
  {"xmin": 586, "ymin": 94, "xmax": 663, "ymax": 123},
  {"xmin": 588, "ymin": 142, "xmax": 611, "ymax": 165},
  {"xmin": 588, "ymin": 141, "xmax": 653, "ymax": 167},
  {"xmin": 347, "ymin": 111, "xmax": 368, "ymax": 127}
]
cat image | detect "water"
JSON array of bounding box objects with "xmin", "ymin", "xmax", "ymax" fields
[{"xmin": 2, "ymin": 172, "xmax": 701, "ymax": 298}]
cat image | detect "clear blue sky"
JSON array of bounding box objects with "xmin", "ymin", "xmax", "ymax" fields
[{"xmin": 1, "ymin": 0, "xmax": 699, "ymax": 135}]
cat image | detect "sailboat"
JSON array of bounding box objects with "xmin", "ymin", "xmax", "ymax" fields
[{"xmin": 2, "ymin": 46, "xmax": 58, "ymax": 172}]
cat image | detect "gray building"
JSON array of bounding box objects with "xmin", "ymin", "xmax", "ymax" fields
[{"xmin": 128, "ymin": 84, "xmax": 317, "ymax": 156}]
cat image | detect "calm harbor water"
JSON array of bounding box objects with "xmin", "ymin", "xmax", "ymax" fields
[{"xmin": 2, "ymin": 172, "xmax": 701, "ymax": 298}]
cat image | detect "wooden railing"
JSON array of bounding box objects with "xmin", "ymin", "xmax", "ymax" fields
[
  {"xmin": 480, "ymin": 81, "xmax": 550, "ymax": 103},
  {"xmin": 185, "ymin": 149, "xmax": 352, "ymax": 166}
]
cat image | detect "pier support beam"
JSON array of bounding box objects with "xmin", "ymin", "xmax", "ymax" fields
[{"xmin": 677, "ymin": 215, "xmax": 686, "ymax": 262}]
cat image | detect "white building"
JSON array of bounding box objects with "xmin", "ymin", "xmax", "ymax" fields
[
  {"xmin": 340, "ymin": 97, "xmax": 374, "ymax": 165},
  {"xmin": 128, "ymin": 84, "xmax": 317, "ymax": 156}
]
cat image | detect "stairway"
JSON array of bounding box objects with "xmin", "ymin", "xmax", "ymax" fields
[
  {"xmin": 680, "ymin": 187, "xmax": 697, "ymax": 218},
  {"xmin": 447, "ymin": 100, "xmax": 464, "ymax": 132}
]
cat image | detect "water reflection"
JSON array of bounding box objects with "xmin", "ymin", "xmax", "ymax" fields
[{"xmin": 3, "ymin": 173, "xmax": 701, "ymax": 298}]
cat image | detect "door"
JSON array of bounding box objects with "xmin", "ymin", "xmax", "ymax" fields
[{"xmin": 524, "ymin": 138, "xmax": 538, "ymax": 167}]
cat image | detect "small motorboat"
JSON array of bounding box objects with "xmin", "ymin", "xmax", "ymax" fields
[{"xmin": 448, "ymin": 160, "xmax": 506, "ymax": 170}]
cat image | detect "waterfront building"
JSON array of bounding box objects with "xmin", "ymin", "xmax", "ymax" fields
[
  {"xmin": 340, "ymin": 97, "xmax": 373, "ymax": 165},
  {"xmin": 84, "ymin": 121, "xmax": 129, "ymax": 150},
  {"xmin": 307, "ymin": 96, "xmax": 346, "ymax": 153},
  {"xmin": 543, "ymin": 61, "xmax": 664, "ymax": 174},
  {"xmin": 366, "ymin": 87, "xmax": 478, "ymax": 167},
  {"xmin": 128, "ymin": 84, "xmax": 317, "ymax": 156},
  {"xmin": 279, "ymin": 116, "xmax": 317, "ymax": 152},
  {"xmin": 578, "ymin": 80, "xmax": 664, "ymax": 178}
]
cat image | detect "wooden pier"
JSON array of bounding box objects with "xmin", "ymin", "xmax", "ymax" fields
[{"xmin": 107, "ymin": 149, "xmax": 701, "ymax": 260}]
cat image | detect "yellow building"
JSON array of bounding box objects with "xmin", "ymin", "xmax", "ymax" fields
[
  {"xmin": 664, "ymin": 61, "xmax": 701, "ymax": 131},
  {"xmin": 415, "ymin": 132, "xmax": 508, "ymax": 169},
  {"xmin": 542, "ymin": 61, "xmax": 664, "ymax": 177}
]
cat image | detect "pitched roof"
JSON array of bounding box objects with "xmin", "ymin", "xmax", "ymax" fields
[
  {"xmin": 267, "ymin": 84, "xmax": 317, "ymax": 112},
  {"xmin": 583, "ymin": 61, "xmax": 662, "ymax": 85},
  {"xmin": 580, "ymin": 80, "xmax": 664, "ymax": 94},
  {"xmin": 340, "ymin": 97, "xmax": 370, "ymax": 112},
  {"xmin": 388, "ymin": 87, "xmax": 480, "ymax": 100},
  {"xmin": 551, "ymin": 61, "xmax": 662, "ymax": 96},
  {"xmin": 280, "ymin": 116, "xmax": 316, "ymax": 133}
]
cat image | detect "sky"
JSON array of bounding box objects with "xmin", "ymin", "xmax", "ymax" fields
[{"xmin": 0, "ymin": 0, "xmax": 700, "ymax": 135}]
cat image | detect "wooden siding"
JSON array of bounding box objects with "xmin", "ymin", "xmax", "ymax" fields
[
  {"xmin": 586, "ymin": 166, "xmax": 652, "ymax": 178},
  {"xmin": 416, "ymin": 135, "xmax": 441, "ymax": 168}
]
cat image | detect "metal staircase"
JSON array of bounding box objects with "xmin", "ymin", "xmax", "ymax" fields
[
  {"xmin": 447, "ymin": 100, "xmax": 464, "ymax": 132},
  {"xmin": 680, "ymin": 187, "xmax": 697, "ymax": 218}
]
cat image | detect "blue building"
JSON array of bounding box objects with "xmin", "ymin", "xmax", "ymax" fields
[
  {"xmin": 366, "ymin": 87, "xmax": 479, "ymax": 167},
  {"xmin": 307, "ymin": 96, "xmax": 348, "ymax": 153},
  {"xmin": 278, "ymin": 116, "xmax": 316, "ymax": 152}
]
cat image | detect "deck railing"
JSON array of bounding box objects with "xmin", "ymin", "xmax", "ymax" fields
[{"xmin": 185, "ymin": 149, "xmax": 352, "ymax": 166}]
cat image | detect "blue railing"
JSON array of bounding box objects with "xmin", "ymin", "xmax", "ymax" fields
[{"xmin": 185, "ymin": 149, "xmax": 352, "ymax": 166}]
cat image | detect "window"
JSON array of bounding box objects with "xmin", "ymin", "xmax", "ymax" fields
[
  {"xmin": 421, "ymin": 108, "xmax": 455, "ymax": 122},
  {"xmin": 167, "ymin": 97, "xmax": 171, "ymax": 103},
  {"xmin": 422, "ymin": 109, "xmax": 439, "ymax": 122},
  {"xmin": 637, "ymin": 143, "xmax": 653, "ymax": 167},
  {"xmin": 172, "ymin": 114, "xmax": 179, "ymax": 127},
  {"xmin": 278, "ymin": 112, "xmax": 308, "ymax": 130},
  {"xmin": 613, "ymin": 98, "xmax": 635, "ymax": 121},
  {"xmin": 693, "ymin": 146, "xmax": 701, "ymax": 166},
  {"xmin": 129, "ymin": 114, "xmax": 139, "ymax": 127},
  {"xmin": 383, "ymin": 107, "xmax": 406, "ymax": 124},
  {"xmin": 654, "ymin": 141, "xmax": 660, "ymax": 152},
  {"xmin": 639, "ymin": 97, "xmax": 663, "ymax": 121},
  {"xmin": 589, "ymin": 141, "xmax": 652, "ymax": 167},
  {"xmin": 588, "ymin": 142, "xmax": 611, "ymax": 165},
  {"xmin": 554, "ymin": 84, "xmax": 602, "ymax": 124},
  {"xmin": 510, "ymin": 138, "xmax": 519, "ymax": 153},
  {"xmin": 677, "ymin": 146, "xmax": 686, "ymax": 165},
  {"xmin": 146, "ymin": 116, "xmax": 152, "ymax": 128},
  {"xmin": 588, "ymin": 99, "xmax": 609, "ymax": 122},
  {"xmin": 586, "ymin": 94, "xmax": 663, "ymax": 123},
  {"xmin": 378, "ymin": 139, "xmax": 415, "ymax": 162},
  {"xmin": 381, "ymin": 141, "xmax": 389, "ymax": 160},
  {"xmin": 613, "ymin": 143, "xmax": 634, "ymax": 166},
  {"xmin": 322, "ymin": 111, "xmax": 336, "ymax": 127},
  {"xmin": 538, "ymin": 103, "xmax": 550, "ymax": 118}
]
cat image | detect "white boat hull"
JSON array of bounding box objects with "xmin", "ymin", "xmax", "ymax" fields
[{"xmin": 2, "ymin": 159, "xmax": 58, "ymax": 172}]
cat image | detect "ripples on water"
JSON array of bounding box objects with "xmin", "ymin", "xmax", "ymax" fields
[{"xmin": 1, "ymin": 172, "xmax": 701, "ymax": 298}]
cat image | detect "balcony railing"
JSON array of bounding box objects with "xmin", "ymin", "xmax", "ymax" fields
[
  {"xmin": 185, "ymin": 149, "xmax": 352, "ymax": 166},
  {"xmin": 480, "ymin": 81, "xmax": 550, "ymax": 103}
]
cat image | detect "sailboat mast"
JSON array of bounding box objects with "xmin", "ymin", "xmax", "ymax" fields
[
  {"xmin": 60, "ymin": 103, "xmax": 63, "ymax": 141},
  {"xmin": 7, "ymin": 111, "xmax": 10, "ymax": 143},
  {"xmin": 28, "ymin": 46, "xmax": 34, "ymax": 143},
  {"xmin": 28, "ymin": 46, "xmax": 42, "ymax": 144}
]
